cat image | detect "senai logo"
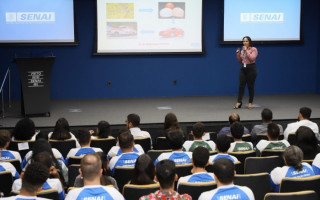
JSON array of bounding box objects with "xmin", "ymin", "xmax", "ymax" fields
[
  {"xmin": 240, "ymin": 13, "xmax": 284, "ymax": 23},
  {"xmin": 6, "ymin": 12, "xmax": 55, "ymax": 23}
]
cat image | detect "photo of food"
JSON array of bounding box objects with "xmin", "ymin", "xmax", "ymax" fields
[
  {"xmin": 106, "ymin": 3, "xmax": 134, "ymax": 19},
  {"xmin": 158, "ymin": 2, "xmax": 185, "ymax": 19},
  {"xmin": 107, "ymin": 22, "xmax": 137, "ymax": 38}
]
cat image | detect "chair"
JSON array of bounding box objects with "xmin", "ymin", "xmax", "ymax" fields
[
  {"xmin": 134, "ymin": 137, "xmax": 151, "ymax": 152},
  {"xmin": 175, "ymin": 163, "xmax": 193, "ymax": 178},
  {"xmin": 113, "ymin": 166, "xmax": 135, "ymax": 192},
  {"xmin": 0, "ymin": 171, "xmax": 13, "ymax": 197},
  {"xmin": 155, "ymin": 137, "xmax": 170, "ymax": 150},
  {"xmin": 234, "ymin": 172, "xmax": 270, "ymax": 200},
  {"xmin": 303, "ymin": 159, "xmax": 314, "ymax": 165},
  {"xmin": 264, "ymin": 190, "xmax": 318, "ymax": 200},
  {"xmin": 147, "ymin": 149, "xmax": 172, "ymax": 162},
  {"xmin": 11, "ymin": 189, "xmax": 59, "ymax": 200},
  {"xmin": 280, "ymin": 175, "xmax": 320, "ymax": 199},
  {"xmin": 245, "ymin": 156, "xmax": 284, "ymax": 174},
  {"xmin": 90, "ymin": 137, "xmax": 116, "ymax": 154},
  {"xmin": 49, "ymin": 139, "xmax": 76, "ymax": 158},
  {"xmin": 3, "ymin": 159, "xmax": 22, "ymax": 174},
  {"xmin": 122, "ymin": 183, "xmax": 160, "ymax": 199},
  {"xmin": 178, "ymin": 181, "xmax": 217, "ymax": 200},
  {"xmin": 229, "ymin": 151, "xmax": 256, "ymax": 174},
  {"xmin": 67, "ymin": 156, "xmax": 82, "ymax": 165},
  {"xmin": 8, "ymin": 140, "xmax": 35, "ymax": 159},
  {"xmin": 68, "ymin": 164, "xmax": 81, "ymax": 187},
  {"xmin": 287, "ymin": 133, "xmax": 296, "ymax": 145},
  {"xmin": 261, "ymin": 149, "xmax": 284, "ymax": 157}
]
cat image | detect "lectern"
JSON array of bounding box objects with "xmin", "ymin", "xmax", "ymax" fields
[{"xmin": 14, "ymin": 56, "xmax": 55, "ymax": 116}]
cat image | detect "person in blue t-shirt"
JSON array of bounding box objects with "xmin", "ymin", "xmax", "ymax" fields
[
  {"xmin": 199, "ymin": 158, "xmax": 255, "ymax": 200},
  {"xmin": 0, "ymin": 130, "xmax": 22, "ymax": 162}
]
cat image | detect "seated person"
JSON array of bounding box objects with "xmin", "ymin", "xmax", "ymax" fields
[
  {"xmin": 12, "ymin": 152, "xmax": 65, "ymax": 200},
  {"xmin": 199, "ymin": 158, "xmax": 254, "ymax": 200},
  {"xmin": 140, "ymin": 159, "xmax": 191, "ymax": 200},
  {"xmin": 154, "ymin": 130, "xmax": 192, "ymax": 165},
  {"xmin": 126, "ymin": 114, "xmax": 152, "ymax": 144},
  {"xmin": 177, "ymin": 147, "xmax": 215, "ymax": 189},
  {"xmin": 228, "ymin": 122, "xmax": 253, "ymax": 152},
  {"xmin": 130, "ymin": 154, "xmax": 155, "ymax": 185},
  {"xmin": 66, "ymin": 129, "xmax": 103, "ymax": 165},
  {"xmin": 270, "ymin": 145, "xmax": 315, "ymax": 192},
  {"xmin": 0, "ymin": 161, "xmax": 19, "ymax": 180},
  {"xmin": 6, "ymin": 162, "xmax": 49, "ymax": 200},
  {"xmin": 182, "ymin": 122, "xmax": 216, "ymax": 152},
  {"xmin": 217, "ymin": 113, "xmax": 250, "ymax": 136},
  {"xmin": 109, "ymin": 131, "xmax": 142, "ymax": 174},
  {"xmin": 210, "ymin": 135, "xmax": 238, "ymax": 162},
  {"xmin": 296, "ymin": 126, "xmax": 320, "ymax": 160},
  {"xmin": 312, "ymin": 153, "xmax": 320, "ymax": 175},
  {"xmin": 255, "ymin": 123, "xmax": 290, "ymax": 156},
  {"xmin": 90, "ymin": 120, "xmax": 113, "ymax": 139},
  {"xmin": 11, "ymin": 118, "xmax": 38, "ymax": 141},
  {"xmin": 0, "ymin": 130, "xmax": 21, "ymax": 162}
]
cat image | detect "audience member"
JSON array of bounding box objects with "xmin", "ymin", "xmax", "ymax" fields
[
  {"xmin": 140, "ymin": 159, "xmax": 191, "ymax": 200},
  {"xmin": 74, "ymin": 152, "xmax": 118, "ymax": 190},
  {"xmin": 130, "ymin": 154, "xmax": 155, "ymax": 185},
  {"xmin": 163, "ymin": 113, "xmax": 182, "ymax": 136},
  {"xmin": 12, "ymin": 152, "xmax": 65, "ymax": 200},
  {"xmin": 251, "ymin": 108, "xmax": 283, "ymax": 142},
  {"xmin": 65, "ymin": 154, "xmax": 124, "ymax": 200},
  {"xmin": 283, "ymin": 107, "xmax": 319, "ymax": 141},
  {"xmin": 210, "ymin": 135, "xmax": 238, "ymax": 162},
  {"xmin": 177, "ymin": 147, "xmax": 214, "ymax": 189},
  {"xmin": 66, "ymin": 129, "xmax": 103, "ymax": 164},
  {"xmin": 3, "ymin": 162, "xmax": 49, "ymax": 200},
  {"xmin": 91, "ymin": 120, "xmax": 112, "ymax": 138},
  {"xmin": 217, "ymin": 113, "xmax": 250, "ymax": 136},
  {"xmin": 127, "ymin": 113, "xmax": 152, "ymax": 138},
  {"xmin": 12, "ymin": 118, "xmax": 38, "ymax": 141},
  {"xmin": 0, "ymin": 130, "xmax": 21, "ymax": 162},
  {"xmin": 48, "ymin": 117, "xmax": 80, "ymax": 147},
  {"xmin": 312, "ymin": 153, "xmax": 320, "ymax": 175},
  {"xmin": 228, "ymin": 122, "xmax": 253, "ymax": 152},
  {"xmin": 154, "ymin": 130, "xmax": 192, "ymax": 165},
  {"xmin": 255, "ymin": 123, "xmax": 290, "ymax": 155},
  {"xmin": 182, "ymin": 122, "xmax": 216, "ymax": 152},
  {"xmin": 109, "ymin": 131, "xmax": 142, "ymax": 174},
  {"xmin": 199, "ymin": 158, "xmax": 254, "ymax": 200},
  {"xmin": 295, "ymin": 126, "xmax": 320, "ymax": 160},
  {"xmin": 270, "ymin": 145, "xmax": 315, "ymax": 192},
  {"xmin": 0, "ymin": 161, "xmax": 19, "ymax": 180}
]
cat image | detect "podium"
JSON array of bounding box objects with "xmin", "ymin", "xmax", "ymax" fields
[{"xmin": 14, "ymin": 57, "xmax": 55, "ymax": 117}]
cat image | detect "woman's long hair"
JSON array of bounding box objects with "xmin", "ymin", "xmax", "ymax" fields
[
  {"xmin": 50, "ymin": 118, "xmax": 71, "ymax": 140},
  {"xmin": 131, "ymin": 154, "xmax": 155, "ymax": 185},
  {"xmin": 97, "ymin": 121, "xmax": 111, "ymax": 138}
]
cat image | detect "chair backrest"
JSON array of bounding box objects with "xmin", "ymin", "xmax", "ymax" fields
[
  {"xmin": 122, "ymin": 183, "xmax": 160, "ymax": 199},
  {"xmin": 155, "ymin": 137, "xmax": 170, "ymax": 150},
  {"xmin": 287, "ymin": 133, "xmax": 296, "ymax": 145},
  {"xmin": 68, "ymin": 164, "xmax": 81, "ymax": 187},
  {"xmin": 3, "ymin": 159, "xmax": 22, "ymax": 174},
  {"xmin": 49, "ymin": 139, "xmax": 76, "ymax": 158},
  {"xmin": 114, "ymin": 166, "xmax": 135, "ymax": 192},
  {"xmin": 134, "ymin": 137, "xmax": 151, "ymax": 152},
  {"xmin": 264, "ymin": 190, "xmax": 318, "ymax": 200},
  {"xmin": 178, "ymin": 181, "xmax": 217, "ymax": 200},
  {"xmin": 234, "ymin": 172, "xmax": 270, "ymax": 200},
  {"xmin": 245, "ymin": 156, "xmax": 284, "ymax": 174},
  {"xmin": 8, "ymin": 140, "xmax": 35, "ymax": 159},
  {"xmin": 11, "ymin": 189, "xmax": 59, "ymax": 200},
  {"xmin": 280, "ymin": 175, "xmax": 320, "ymax": 199},
  {"xmin": 261, "ymin": 149, "xmax": 285, "ymax": 157},
  {"xmin": 147, "ymin": 149, "xmax": 172, "ymax": 162},
  {"xmin": 175, "ymin": 163, "xmax": 193, "ymax": 178},
  {"xmin": 68, "ymin": 156, "xmax": 83, "ymax": 166},
  {"xmin": 229, "ymin": 151, "xmax": 256, "ymax": 174},
  {"xmin": 0, "ymin": 171, "xmax": 13, "ymax": 197},
  {"xmin": 303, "ymin": 159, "xmax": 314, "ymax": 165},
  {"xmin": 90, "ymin": 137, "xmax": 116, "ymax": 154}
]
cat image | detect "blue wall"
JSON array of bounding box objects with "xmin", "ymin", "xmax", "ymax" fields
[{"xmin": 0, "ymin": 0, "xmax": 319, "ymax": 100}]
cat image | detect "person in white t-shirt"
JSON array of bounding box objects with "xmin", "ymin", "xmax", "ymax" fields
[{"xmin": 126, "ymin": 113, "xmax": 152, "ymax": 147}]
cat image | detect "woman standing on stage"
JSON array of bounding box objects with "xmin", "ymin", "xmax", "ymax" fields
[{"xmin": 234, "ymin": 36, "xmax": 258, "ymax": 110}]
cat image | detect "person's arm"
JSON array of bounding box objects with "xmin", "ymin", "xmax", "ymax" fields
[
  {"xmin": 236, "ymin": 48, "xmax": 242, "ymax": 63},
  {"xmin": 246, "ymin": 47, "xmax": 258, "ymax": 62}
]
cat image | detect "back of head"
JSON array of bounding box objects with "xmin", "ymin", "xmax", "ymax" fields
[
  {"xmin": 81, "ymin": 154, "xmax": 102, "ymax": 182},
  {"xmin": 166, "ymin": 130, "xmax": 184, "ymax": 150},
  {"xmin": 97, "ymin": 121, "xmax": 111, "ymax": 138},
  {"xmin": 78, "ymin": 129, "xmax": 91, "ymax": 146},
  {"xmin": 216, "ymin": 134, "xmax": 231, "ymax": 153},
  {"xmin": 35, "ymin": 132, "xmax": 49, "ymax": 141},
  {"xmin": 132, "ymin": 154, "xmax": 155, "ymax": 185},
  {"xmin": 164, "ymin": 112, "xmax": 180, "ymax": 131},
  {"xmin": 230, "ymin": 121, "xmax": 244, "ymax": 139},
  {"xmin": 33, "ymin": 151, "xmax": 52, "ymax": 169},
  {"xmin": 192, "ymin": 122, "xmax": 205, "ymax": 139},
  {"xmin": 193, "ymin": 146, "xmax": 209, "ymax": 168},
  {"xmin": 13, "ymin": 118, "xmax": 35, "ymax": 140},
  {"xmin": 213, "ymin": 158, "xmax": 234, "ymax": 185},
  {"xmin": 284, "ymin": 145, "xmax": 303, "ymax": 171},
  {"xmin": 118, "ymin": 131, "xmax": 134, "ymax": 150},
  {"xmin": 295, "ymin": 126, "xmax": 318, "ymax": 155},
  {"xmin": 261, "ymin": 108, "xmax": 273, "ymax": 122},
  {"xmin": 127, "ymin": 113, "xmax": 140, "ymax": 127},
  {"xmin": 229, "ymin": 113, "xmax": 240, "ymax": 124},
  {"xmin": 51, "ymin": 118, "xmax": 71, "ymax": 140},
  {"xmin": 267, "ymin": 123, "xmax": 280, "ymax": 140},
  {"xmin": 299, "ymin": 107, "xmax": 312, "ymax": 119},
  {"xmin": 32, "ymin": 139, "xmax": 54, "ymax": 160},
  {"xmin": 156, "ymin": 159, "xmax": 176, "ymax": 189},
  {"xmin": 0, "ymin": 130, "xmax": 11, "ymax": 148},
  {"xmin": 22, "ymin": 162, "xmax": 49, "ymax": 194}
]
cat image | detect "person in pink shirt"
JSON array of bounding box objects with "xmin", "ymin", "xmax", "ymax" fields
[{"xmin": 234, "ymin": 36, "xmax": 258, "ymax": 110}]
